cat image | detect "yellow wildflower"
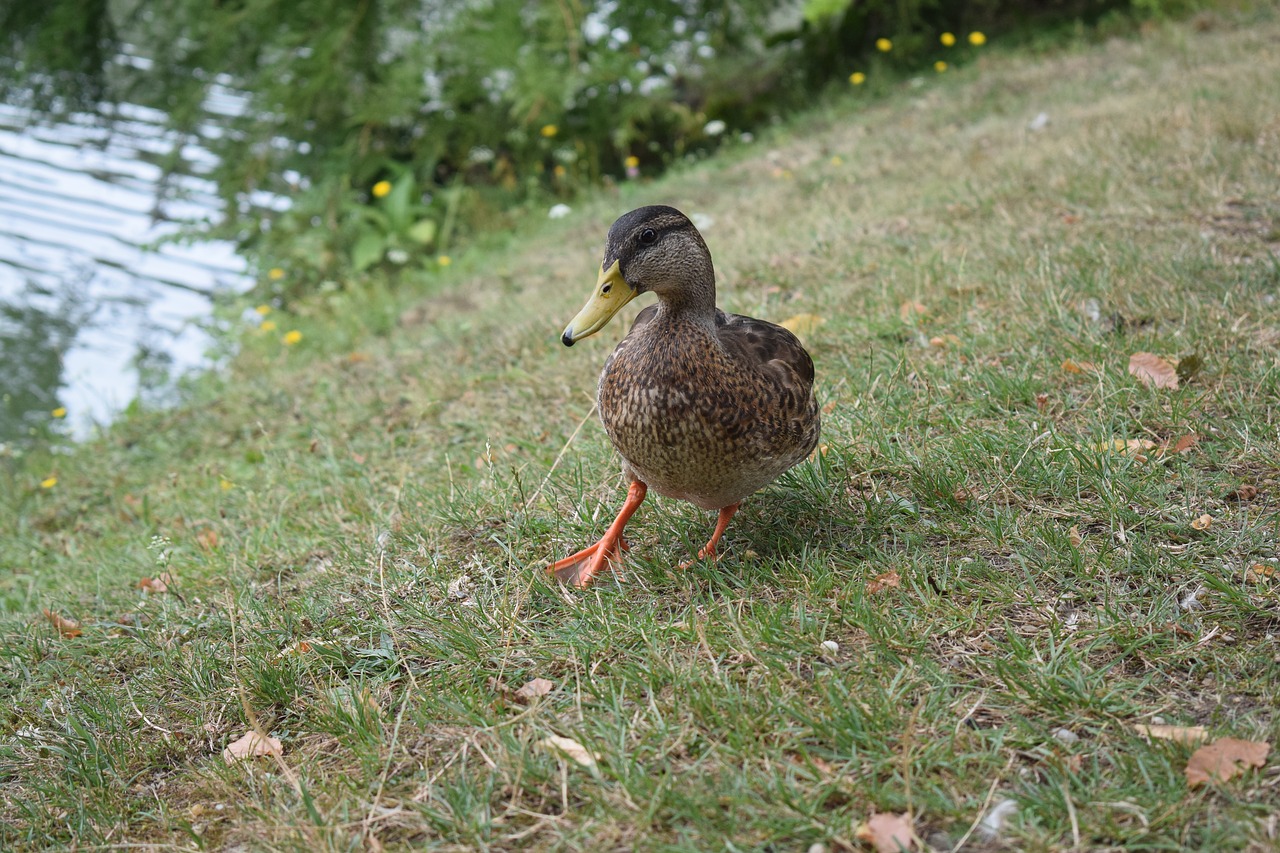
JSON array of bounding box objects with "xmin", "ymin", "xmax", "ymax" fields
[
  {"xmin": 255, "ymin": 304, "xmax": 272, "ymax": 316},
  {"xmin": 220, "ymin": 478, "xmax": 234, "ymax": 491},
  {"xmin": 935, "ymin": 61, "xmax": 948, "ymax": 72},
  {"xmin": 267, "ymin": 267, "xmax": 285, "ymax": 281},
  {"xmin": 940, "ymin": 32, "xmax": 956, "ymax": 46},
  {"xmin": 849, "ymin": 71, "xmax": 866, "ymax": 86},
  {"xmin": 624, "ymin": 155, "xmax": 640, "ymax": 169},
  {"xmin": 830, "ymin": 155, "xmax": 844, "ymax": 166},
  {"xmin": 260, "ymin": 320, "xmax": 278, "ymax": 332},
  {"xmin": 283, "ymin": 330, "xmax": 303, "ymax": 345},
  {"xmin": 438, "ymin": 255, "xmax": 452, "ymax": 267},
  {"xmin": 969, "ymin": 31, "xmax": 986, "ymax": 46},
  {"xmin": 540, "ymin": 124, "xmax": 558, "ymax": 138},
  {"xmin": 40, "ymin": 477, "xmax": 57, "ymax": 489},
  {"xmin": 875, "ymin": 38, "xmax": 892, "ymax": 52},
  {"xmin": 553, "ymin": 164, "xmax": 566, "ymax": 177},
  {"xmin": 51, "ymin": 407, "xmax": 67, "ymax": 419},
  {"xmin": 372, "ymin": 180, "xmax": 392, "ymax": 198}
]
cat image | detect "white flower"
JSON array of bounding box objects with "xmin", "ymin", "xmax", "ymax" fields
[
  {"xmin": 548, "ymin": 204, "xmax": 572, "ymax": 219},
  {"xmin": 386, "ymin": 249, "xmax": 409, "ymax": 265},
  {"xmin": 703, "ymin": 119, "xmax": 726, "ymax": 136}
]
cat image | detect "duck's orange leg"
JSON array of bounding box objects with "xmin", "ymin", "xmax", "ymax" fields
[
  {"xmin": 548, "ymin": 481, "xmax": 647, "ymax": 588},
  {"xmin": 679, "ymin": 503, "xmax": 740, "ymax": 569}
]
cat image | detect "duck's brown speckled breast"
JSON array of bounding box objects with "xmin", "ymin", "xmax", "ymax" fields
[{"xmin": 597, "ymin": 307, "xmax": 819, "ymax": 510}]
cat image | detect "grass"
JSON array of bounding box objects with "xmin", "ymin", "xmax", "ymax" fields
[{"xmin": 4, "ymin": 7, "xmax": 1280, "ymax": 850}]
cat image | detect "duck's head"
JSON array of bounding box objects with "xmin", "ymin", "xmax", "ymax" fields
[{"xmin": 561, "ymin": 205, "xmax": 714, "ymax": 346}]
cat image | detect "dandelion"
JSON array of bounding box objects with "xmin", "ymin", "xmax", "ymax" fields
[
  {"xmin": 437, "ymin": 255, "xmax": 452, "ymax": 267},
  {"xmin": 255, "ymin": 304, "xmax": 272, "ymax": 316},
  {"xmin": 267, "ymin": 267, "xmax": 285, "ymax": 281},
  {"xmin": 969, "ymin": 31, "xmax": 986, "ymax": 46},
  {"xmin": 830, "ymin": 155, "xmax": 844, "ymax": 166},
  {"xmin": 40, "ymin": 477, "xmax": 57, "ymax": 489},
  {"xmin": 624, "ymin": 155, "xmax": 639, "ymax": 169},
  {"xmin": 553, "ymin": 164, "xmax": 566, "ymax": 177},
  {"xmin": 540, "ymin": 124, "xmax": 558, "ymax": 138},
  {"xmin": 849, "ymin": 71, "xmax": 866, "ymax": 86},
  {"xmin": 941, "ymin": 32, "xmax": 956, "ymax": 46},
  {"xmin": 283, "ymin": 330, "xmax": 302, "ymax": 345},
  {"xmin": 260, "ymin": 320, "xmax": 278, "ymax": 332},
  {"xmin": 220, "ymin": 478, "xmax": 234, "ymax": 491},
  {"xmin": 51, "ymin": 407, "xmax": 67, "ymax": 419},
  {"xmin": 935, "ymin": 61, "xmax": 948, "ymax": 72},
  {"xmin": 371, "ymin": 180, "xmax": 392, "ymax": 198},
  {"xmin": 875, "ymin": 38, "xmax": 892, "ymax": 52}
]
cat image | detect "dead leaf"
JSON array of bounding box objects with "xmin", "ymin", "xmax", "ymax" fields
[
  {"xmin": 928, "ymin": 334, "xmax": 961, "ymax": 348},
  {"xmin": 137, "ymin": 572, "xmax": 174, "ymax": 593},
  {"xmin": 1035, "ymin": 392, "xmax": 1050, "ymax": 412},
  {"xmin": 42, "ymin": 609, "xmax": 82, "ymax": 638},
  {"xmin": 1068, "ymin": 525, "xmax": 1083, "ymax": 547},
  {"xmin": 540, "ymin": 735, "xmax": 599, "ymax": 767},
  {"xmin": 866, "ymin": 570, "xmax": 901, "ymax": 595},
  {"xmin": 1062, "ymin": 359, "xmax": 1098, "ymax": 375},
  {"xmin": 1163, "ymin": 434, "xmax": 1200, "ymax": 456},
  {"xmin": 222, "ymin": 731, "xmax": 283, "ymax": 763},
  {"xmin": 1134, "ymin": 724, "xmax": 1209, "ymax": 744},
  {"xmin": 514, "ymin": 678, "xmax": 555, "ymax": 702},
  {"xmin": 1246, "ymin": 564, "xmax": 1276, "ymax": 584},
  {"xmin": 856, "ymin": 812, "xmax": 915, "ymax": 852},
  {"xmin": 1190, "ymin": 514, "xmax": 1213, "ymax": 531},
  {"xmin": 898, "ymin": 300, "xmax": 928, "ymax": 322},
  {"xmin": 1129, "ymin": 352, "xmax": 1179, "ymax": 390},
  {"xmin": 1095, "ymin": 438, "xmax": 1158, "ymax": 460},
  {"xmin": 1225, "ymin": 484, "xmax": 1257, "ymax": 502},
  {"xmin": 1184, "ymin": 737, "xmax": 1270, "ymax": 786},
  {"xmin": 779, "ymin": 313, "xmax": 825, "ymax": 338}
]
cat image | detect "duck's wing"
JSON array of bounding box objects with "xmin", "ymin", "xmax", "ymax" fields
[{"xmin": 715, "ymin": 310, "xmax": 816, "ymax": 390}]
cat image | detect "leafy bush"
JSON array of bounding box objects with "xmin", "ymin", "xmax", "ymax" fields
[{"xmin": 2, "ymin": 0, "xmax": 1158, "ymax": 296}]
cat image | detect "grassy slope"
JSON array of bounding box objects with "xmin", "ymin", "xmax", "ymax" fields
[{"xmin": 3, "ymin": 9, "xmax": 1280, "ymax": 851}]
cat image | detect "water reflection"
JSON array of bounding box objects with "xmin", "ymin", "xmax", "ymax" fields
[{"xmin": 0, "ymin": 89, "xmax": 256, "ymax": 443}]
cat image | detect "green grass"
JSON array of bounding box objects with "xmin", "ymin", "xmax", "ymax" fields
[{"xmin": 4, "ymin": 8, "xmax": 1280, "ymax": 850}]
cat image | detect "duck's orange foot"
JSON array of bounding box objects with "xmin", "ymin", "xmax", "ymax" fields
[
  {"xmin": 548, "ymin": 539, "xmax": 627, "ymax": 587},
  {"xmin": 678, "ymin": 503, "xmax": 740, "ymax": 570},
  {"xmin": 547, "ymin": 481, "xmax": 647, "ymax": 589}
]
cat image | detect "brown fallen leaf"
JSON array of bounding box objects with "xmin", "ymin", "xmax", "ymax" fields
[
  {"xmin": 222, "ymin": 731, "xmax": 283, "ymax": 763},
  {"xmin": 540, "ymin": 735, "xmax": 599, "ymax": 767},
  {"xmin": 856, "ymin": 812, "xmax": 915, "ymax": 852},
  {"xmin": 137, "ymin": 572, "xmax": 174, "ymax": 593},
  {"xmin": 1190, "ymin": 514, "xmax": 1213, "ymax": 531},
  {"xmin": 779, "ymin": 313, "xmax": 825, "ymax": 338},
  {"xmin": 928, "ymin": 334, "xmax": 961, "ymax": 348},
  {"xmin": 1185, "ymin": 737, "xmax": 1270, "ymax": 786},
  {"xmin": 1094, "ymin": 438, "xmax": 1158, "ymax": 460},
  {"xmin": 1225, "ymin": 484, "xmax": 1257, "ymax": 502},
  {"xmin": 43, "ymin": 609, "xmax": 82, "ymax": 638},
  {"xmin": 1062, "ymin": 358, "xmax": 1098, "ymax": 375},
  {"xmin": 899, "ymin": 300, "xmax": 928, "ymax": 322},
  {"xmin": 514, "ymin": 678, "xmax": 555, "ymax": 702},
  {"xmin": 1246, "ymin": 563, "xmax": 1276, "ymax": 584},
  {"xmin": 1068, "ymin": 525, "xmax": 1083, "ymax": 547},
  {"xmin": 195, "ymin": 529, "xmax": 219, "ymax": 551},
  {"xmin": 1162, "ymin": 434, "xmax": 1200, "ymax": 456},
  {"xmin": 1129, "ymin": 352, "xmax": 1179, "ymax": 390},
  {"xmin": 1134, "ymin": 724, "xmax": 1208, "ymax": 745},
  {"xmin": 866, "ymin": 570, "xmax": 901, "ymax": 595}
]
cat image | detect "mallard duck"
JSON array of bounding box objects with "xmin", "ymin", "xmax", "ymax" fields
[{"xmin": 549, "ymin": 205, "xmax": 820, "ymax": 587}]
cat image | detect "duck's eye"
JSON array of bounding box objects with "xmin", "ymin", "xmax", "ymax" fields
[
  {"xmin": 601, "ymin": 283, "xmax": 612, "ymax": 294},
  {"xmin": 639, "ymin": 228, "xmax": 657, "ymax": 245}
]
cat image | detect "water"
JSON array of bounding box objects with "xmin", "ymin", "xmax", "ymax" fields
[{"xmin": 0, "ymin": 77, "xmax": 262, "ymax": 443}]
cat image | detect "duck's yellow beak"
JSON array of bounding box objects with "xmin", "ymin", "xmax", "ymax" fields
[{"xmin": 561, "ymin": 259, "xmax": 636, "ymax": 346}]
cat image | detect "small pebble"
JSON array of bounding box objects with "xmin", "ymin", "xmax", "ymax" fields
[{"xmin": 1053, "ymin": 727, "xmax": 1079, "ymax": 745}]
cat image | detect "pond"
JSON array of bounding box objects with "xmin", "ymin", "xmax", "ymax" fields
[{"xmin": 0, "ymin": 76, "xmax": 263, "ymax": 444}]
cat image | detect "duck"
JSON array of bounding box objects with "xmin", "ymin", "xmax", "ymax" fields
[{"xmin": 548, "ymin": 205, "xmax": 820, "ymax": 587}]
